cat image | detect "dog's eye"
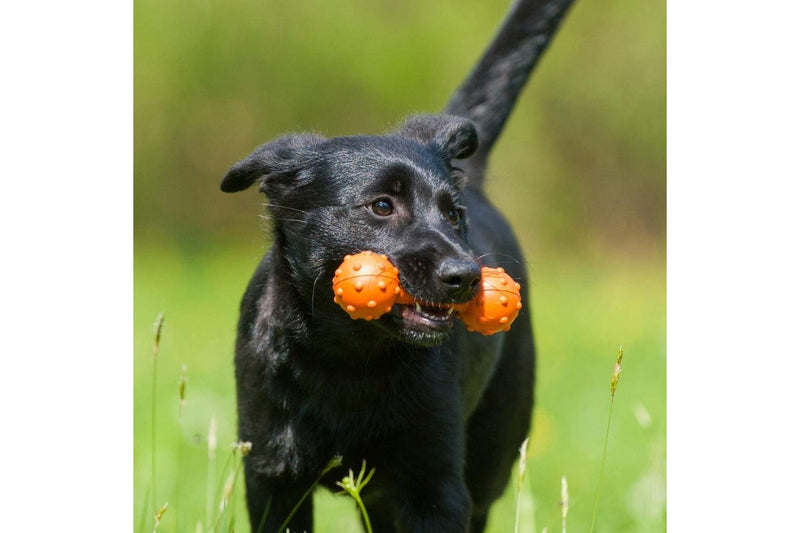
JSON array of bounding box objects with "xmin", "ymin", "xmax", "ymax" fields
[
  {"xmin": 370, "ymin": 198, "xmax": 394, "ymax": 217},
  {"xmin": 446, "ymin": 208, "xmax": 462, "ymax": 225}
]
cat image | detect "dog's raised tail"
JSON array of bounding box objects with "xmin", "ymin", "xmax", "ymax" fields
[{"xmin": 444, "ymin": 0, "xmax": 575, "ymax": 185}]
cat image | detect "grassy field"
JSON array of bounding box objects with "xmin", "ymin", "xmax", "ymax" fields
[{"xmin": 134, "ymin": 240, "xmax": 665, "ymax": 533}]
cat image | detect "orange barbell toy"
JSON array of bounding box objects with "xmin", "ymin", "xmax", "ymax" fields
[{"xmin": 332, "ymin": 251, "xmax": 522, "ymax": 335}]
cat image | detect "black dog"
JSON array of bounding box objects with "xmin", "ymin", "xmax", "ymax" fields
[{"xmin": 221, "ymin": 1, "xmax": 574, "ymax": 531}]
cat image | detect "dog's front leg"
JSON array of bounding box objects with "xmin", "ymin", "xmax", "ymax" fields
[
  {"xmin": 395, "ymin": 477, "xmax": 471, "ymax": 533},
  {"xmin": 384, "ymin": 393, "xmax": 472, "ymax": 532}
]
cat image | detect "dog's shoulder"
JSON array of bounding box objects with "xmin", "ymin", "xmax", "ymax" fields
[{"xmin": 236, "ymin": 248, "xmax": 308, "ymax": 359}]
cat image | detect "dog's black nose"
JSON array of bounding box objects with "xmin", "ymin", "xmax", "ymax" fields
[{"xmin": 437, "ymin": 258, "xmax": 481, "ymax": 300}]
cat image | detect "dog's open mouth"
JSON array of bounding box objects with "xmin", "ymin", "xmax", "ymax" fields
[{"xmin": 395, "ymin": 303, "xmax": 454, "ymax": 332}]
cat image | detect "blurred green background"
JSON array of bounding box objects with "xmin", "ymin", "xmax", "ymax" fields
[{"xmin": 134, "ymin": 0, "xmax": 665, "ymax": 531}]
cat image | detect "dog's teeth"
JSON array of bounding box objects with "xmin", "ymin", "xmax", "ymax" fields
[
  {"xmin": 447, "ymin": 306, "xmax": 454, "ymax": 316},
  {"xmin": 415, "ymin": 302, "xmax": 422, "ymax": 313}
]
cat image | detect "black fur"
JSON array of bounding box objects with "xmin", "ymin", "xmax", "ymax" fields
[{"xmin": 221, "ymin": 1, "xmax": 574, "ymax": 531}]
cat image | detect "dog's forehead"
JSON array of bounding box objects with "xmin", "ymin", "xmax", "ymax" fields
[{"xmin": 323, "ymin": 135, "xmax": 453, "ymax": 190}]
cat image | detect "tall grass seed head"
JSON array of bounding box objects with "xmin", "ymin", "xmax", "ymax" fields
[
  {"xmin": 610, "ymin": 346, "xmax": 623, "ymax": 397},
  {"xmin": 153, "ymin": 312, "xmax": 165, "ymax": 356}
]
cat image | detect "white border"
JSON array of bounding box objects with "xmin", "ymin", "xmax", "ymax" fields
[
  {"xmin": 0, "ymin": 0, "xmax": 132, "ymax": 526},
  {"xmin": 668, "ymin": 0, "xmax": 800, "ymax": 529}
]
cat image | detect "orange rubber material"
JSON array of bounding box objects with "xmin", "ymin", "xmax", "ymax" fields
[
  {"xmin": 456, "ymin": 266, "xmax": 523, "ymax": 336},
  {"xmin": 332, "ymin": 251, "xmax": 522, "ymax": 335},
  {"xmin": 332, "ymin": 251, "xmax": 404, "ymax": 321}
]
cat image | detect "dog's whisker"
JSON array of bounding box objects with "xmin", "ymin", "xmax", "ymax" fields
[
  {"xmin": 475, "ymin": 252, "xmax": 533, "ymax": 272},
  {"xmin": 257, "ymin": 215, "xmax": 306, "ymax": 224},
  {"xmin": 261, "ymin": 203, "xmax": 310, "ymax": 215},
  {"xmin": 475, "ymin": 252, "xmax": 522, "ymax": 265},
  {"xmin": 310, "ymin": 270, "xmax": 324, "ymax": 319}
]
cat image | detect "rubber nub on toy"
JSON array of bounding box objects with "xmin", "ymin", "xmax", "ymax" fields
[
  {"xmin": 456, "ymin": 267, "xmax": 523, "ymax": 336},
  {"xmin": 332, "ymin": 251, "xmax": 403, "ymax": 320}
]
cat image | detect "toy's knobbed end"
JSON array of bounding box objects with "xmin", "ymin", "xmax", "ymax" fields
[
  {"xmin": 332, "ymin": 251, "xmax": 402, "ymax": 320},
  {"xmin": 457, "ymin": 266, "xmax": 523, "ymax": 336}
]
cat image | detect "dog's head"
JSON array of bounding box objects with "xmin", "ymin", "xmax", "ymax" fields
[{"xmin": 221, "ymin": 114, "xmax": 482, "ymax": 347}]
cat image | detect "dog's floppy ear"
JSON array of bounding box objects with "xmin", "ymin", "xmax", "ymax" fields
[
  {"xmin": 220, "ymin": 134, "xmax": 325, "ymax": 194},
  {"xmin": 396, "ymin": 114, "xmax": 479, "ymax": 161}
]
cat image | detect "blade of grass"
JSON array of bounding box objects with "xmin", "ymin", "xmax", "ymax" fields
[
  {"xmin": 206, "ymin": 416, "xmax": 218, "ymax": 530},
  {"xmin": 254, "ymin": 495, "xmax": 273, "ymax": 533},
  {"xmin": 218, "ymin": 471, "xmax": 236, "ymax": 532},
  {"xmin": 560, "ymin": 475, "xmax": 568, "ymax": 533},
  {"xmin": 589, "ymin": 346, "xmax": 624, "ymax": 533},
  {"xmin": 278, "ymin": 456, "xmax": 343, "ymax": 532},
  {"xmin": 175, "ymin": 364, "xmax": 188, "ymax": 533},
  {"xmin": 215, "ymin": 442, "xmax": 251, "ymax": 532},
  {"xmin": 137, "ymin": 486, "xmax": 151, "ymax": 533},
  {"xmin": 210, "ymin": 444, "xmax": 240, "ymax": 518},
  {"xmin": 151, "ymin": 313, "xmax": 164, "ymax": 525},
  {"xmin": 514, "ymin": 437, "xmax": 530, "ymax": 533},
  {"xmin": 152, "ymin": 501, "xmax": 168, "ymax": 533}
]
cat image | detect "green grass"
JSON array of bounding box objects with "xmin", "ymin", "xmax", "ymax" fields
[{"xmin": 134, "ymin": 240, "xmax": 665, "ymax": 532}]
